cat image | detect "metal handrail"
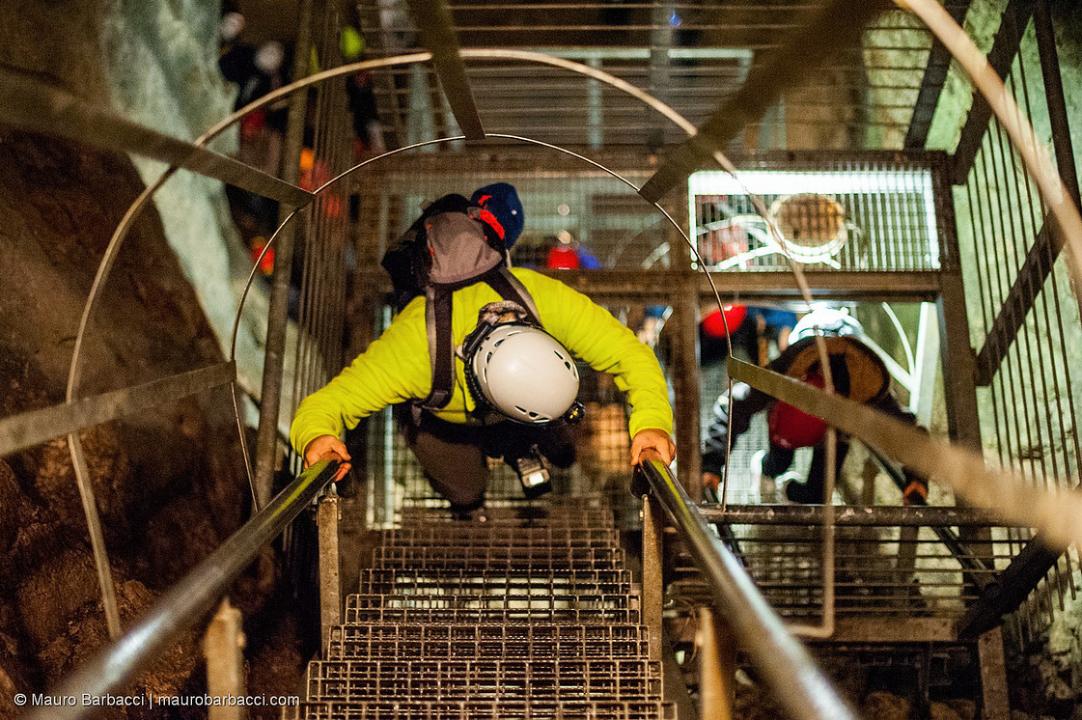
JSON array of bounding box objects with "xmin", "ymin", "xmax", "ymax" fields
[
  {"xmin": 637, "ymin": 455, "xmax": 860, "ymax": 720},
  {"xmin": 22, "ymin": 460, "xmax": 340, "ymax": 720}
]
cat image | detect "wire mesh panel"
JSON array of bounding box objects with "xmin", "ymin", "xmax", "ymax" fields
[
  {"xmin": 356, "ymin": 151, "xmax": 670, "ymax": 271},
  {"xmin": 688, "ymin": 159, "xmax": 943, "ymax": 272},
  {"xmin": 671, "ymin": 522, "xmax": 1006, "ymax": 623},
  {"xmin": 354, "ymin": 1, "xmax": 941, "ymax": 153},
  {"xmin": 950, "ymin": 10, "xmax": 1082, "ymax": 645}
]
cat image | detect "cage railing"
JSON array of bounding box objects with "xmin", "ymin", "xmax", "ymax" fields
[{"xmin": 636, "ymin": 452, "xmax": 860, "ymax": 720}]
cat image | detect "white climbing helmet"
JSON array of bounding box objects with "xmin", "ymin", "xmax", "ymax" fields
[
  {"xmin": 789, "ymin": 307, "xmax": 864, "ymax": 344},
  {"xmin": 467, "ymin": 323, "xmax": 581, "ymax": 425}
]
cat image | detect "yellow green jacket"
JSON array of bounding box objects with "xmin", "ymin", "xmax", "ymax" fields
[{"xmin": 290, "ymin": 268, "xmax": 673, "ymax": 455}]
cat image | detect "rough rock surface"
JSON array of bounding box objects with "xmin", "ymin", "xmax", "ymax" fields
[{"xmin": 0, "ymin": 128, "xmax": 306, "ymax": 718}]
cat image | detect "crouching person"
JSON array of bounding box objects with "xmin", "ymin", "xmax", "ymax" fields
[
  {"xmin": 701, "ymin": 309, "xmax": 928, "ymax": 505},
  {"xmin": 290, "ymin": 193, "xmax": 675, "ymax": 518}
]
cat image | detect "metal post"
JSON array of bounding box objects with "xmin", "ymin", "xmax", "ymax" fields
[
  {"xmin": 318, "ymin": 492, "xmax": 342, "ymax": 645},
  {"xmin": 668, "ymin": 197, "xmax": 701, "ymax": 497},
  {"xmin": 586, "ymin": 57, "xmax": 603, "ymax": 150},
  {"xmin": 934, "ymin": 162, "xmax": 983, "ymax": 451},
  {"xmin": 978, "ymin": 628, "xmax": 1011, "ymax": 720},
  {"xmin": 675, "ymin": 278, "xmax": 702, "ymax": 498},
  {"xmin": 697, "ymin": 607, "xmax": 736, "ymax": 720},
  {"xmin": 642, "ymin": 495, "xmax": 664, "ymax": 662},
  {"xmin": 252, "ymin": 0, "xmax": 315, "ymax": 507},
  {"xmin": 203, "ymin": 598, "xmax": 247, "ymax": 720},
  {"xmin": 1034, "ymin": 0, "xmax": 1082, "ymax": 322}
]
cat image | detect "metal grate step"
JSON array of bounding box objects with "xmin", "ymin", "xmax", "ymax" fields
[
  {"xmin": 362, "ymin": 566, "xmax": 632, "ymax": 587},
  {"xmin": 285, "ymin": 699, "xmax": 677, "ymax": 720},
  {"xmin": 289, "ymin": 487, "xmax": 670, "ymax": 719},
  {"xmin": 305, "ymin": 659, "xmax": 664, "ymax": 702},
  {"xmin": 326, "ymin": 623, "xmax": 650, "ymax": 660},
  {"xmin": 342, "ymin": 603, "xmax": 644, "ymax": 625},
  {"xmin": 379, "ymin": 526, "xmax": 621, "ymax": 548},
  {"xmin": 371, "ymin": 546, "xmax": 626, "ymax": 570},
  {"xmin": 395, "ymin": 507, "xmax": 615, "ymax": 527}
]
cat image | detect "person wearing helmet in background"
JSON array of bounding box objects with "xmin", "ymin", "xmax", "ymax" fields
[
  {"xmin": 698, "ymin": 304, "xmax": 798, "ymax": 367},
  {"xmin": 701, "ymin": 308, "xmax": 928, "ymax": 505},
  {"xmin": 292, "ymin": 185, "xmax": 675, "ymax": 518}
]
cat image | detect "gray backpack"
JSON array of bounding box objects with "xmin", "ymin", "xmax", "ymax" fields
[{"xmin": 405, "ymin": 196, "xmax": 539, "ymax": 412}]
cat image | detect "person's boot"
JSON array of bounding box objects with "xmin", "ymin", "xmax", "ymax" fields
[
  {"xmin": 450, "ymin": 498, "xmax": 488, "ymax": 523},
  {"xmin": 784, "ymin": 475, "xmax": 824, "ymax": 504},
  {"xmin": 513, "ymin": 445, "xmax": 552, "ymax": 499}
]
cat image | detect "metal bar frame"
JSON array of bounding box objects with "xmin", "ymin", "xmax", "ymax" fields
[
  {"xmin": 23, "ymin": 460, "xmax": 340, "ymax": 720},
  {"xmin": 203, "ymin": 598, "xmax": 246, "ymax": 720},
  {"xmin": 637, "ymin": 455, "xmax": 859, "ymax": 720},
  {"xmin": 950, "ymin": 0, "xmax": 1035, "ymax": 184},
  {"xmin": 252, "ymin": 0, "xmax": 316, "ymax": 507},
  {"xmin": 318, "ymin": 492, "xmax": 343, "ymax": 647},
  {"xmin": 972, "ymin": 0, "xmax": 1082, "ymax": 385},
  {"xmin": 638, "ymin": 0, "xmax": 891, "ymax": 203},
  {"xmin": 641, "ymin": 495, "xmax": 664, "ymax": 663},
  {"xmin": 405, "ymin": 0, "xmax": 486, "ymax": 140},
  {"xmin": 697, "ymin": 606, "xmax": 736, "ymax": 720},
  {"xmin": 699, "ymin": 504, "xmax": 1016, "ymax": 528},
  {"xmin": 0, "ymin": 362, "xmax": 235, "ymax": 457},
  {"xmin": 0, "ymin": 68, "xmax": 312, "ymax": 207},
  {"xmin": 905, "ymin": 0, "xmax": 973, "ymax": 148}
]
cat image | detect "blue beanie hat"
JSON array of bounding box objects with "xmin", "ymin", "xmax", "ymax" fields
[{"xmin": 471, "ymin": 183, "xmax": 525, "ymax": 248}]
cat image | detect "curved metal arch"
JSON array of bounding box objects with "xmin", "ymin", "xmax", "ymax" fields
[
  {"xmin": 66, "ymin": 11, "xmax": 1082, "ymax": 641},
  {"xmin": 63, "ymin": 50, "xmax": 709, "ymax": 639},
  {"xmin": 67, "ymin": 49, "xmax": 703, "ymax": 403}
]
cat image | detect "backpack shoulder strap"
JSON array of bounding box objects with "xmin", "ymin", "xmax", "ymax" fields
[
  {"xmin": 485, "ymin": 267, "xmax": 540, "ymax": 323},
  {"xmin": 417, "ymin": 267, "xmax": 540, "ymax": 414},
  {"xmin": 418, "ymin": 285, "xmax": 456, "ymax": 411}
]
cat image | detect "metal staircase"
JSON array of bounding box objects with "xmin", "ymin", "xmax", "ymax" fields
[{"xmin": 287, "ymin": 495, "xmax": 674, "ymax": 719}]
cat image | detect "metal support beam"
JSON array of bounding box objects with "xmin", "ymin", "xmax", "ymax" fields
[
  {"xmin": 0, "ymin": 362, "xmax": 235, "ymax": 457},
  {"xmin": 977, "ymin": 628, "xmax": 1011, "ymax": 720},
  {"xmin": 253, "ymin": 0, "xmax": 315, "ymax": 507},
  {"xmin": 699, "ymin": 503, "xmax": 1016, "ymax": 527},
  {"xmin": 974, "ymin": 220, "xmax": 1054, "ymax": 384},
  {"xmin": 951, "ymin": 0, "xmax": 1036, "ymax": 184},
  {"xmin": 318, "ymin": 492, "xmax": 342, "ymax": 646},
  {"xmin": 405, "ymin": 0, "xmax": 485, "ymax": 141},
  {"xmin": 697, "ymin": 607, "xmax": 736, "ymax": 720},
  {"xmin": 638, "ymin": 0, "xmax": 890, "ymax": 203},
  {"xmin": 0, "ymin": 68, "xmax": 312, "ymax": 207},
  {"xmin": 552, "ymin": 269, "xmax": 943, "ymax": 303},
  {"xmin": 933, "ymin": 162, "xmax": 983, "ymax": 451},
  {"xmin": 359, "ymin": 269, "xmax": 943, "ymax": 303},
  {"xmin": 974, "ymin": 0, "xmax": 1082, "ymax": 384},
  {"xmin": 829, "ymin": 617, "xmax": 957, "ymax": 643},
  {"xmin": 203, "ymin": 598, "xmax": 246, "ymax": 720},
  {"xmin": 905, "ymin": 0, "xmax": 973, "ymax": 149},
  {"xmin": 959, "ymin": 536, "xmax": 1062, "ymax": 637},
  {"xmin": 642, "ymin": 495, "xmax": 664, "ymax": 663}
]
